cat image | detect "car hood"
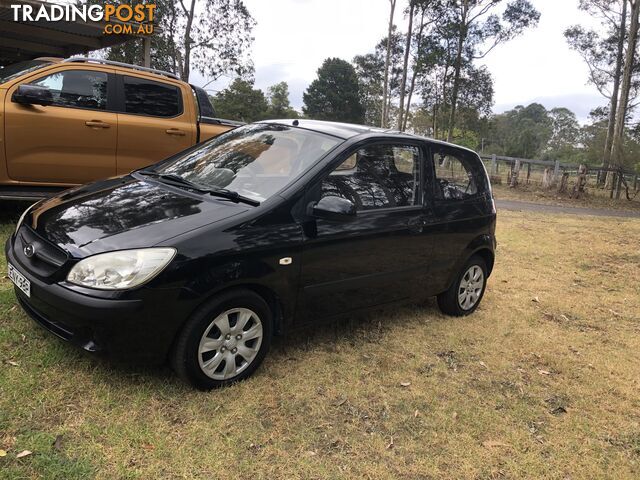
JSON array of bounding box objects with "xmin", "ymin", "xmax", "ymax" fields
[{"xmin": 28, "ymin": 175, "xmax": 248, "ymax": 257}]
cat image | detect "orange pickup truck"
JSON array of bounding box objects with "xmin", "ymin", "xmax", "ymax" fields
[{"xmin": 0, "ymin": 57, "xmax": 242, "ymax": 200}]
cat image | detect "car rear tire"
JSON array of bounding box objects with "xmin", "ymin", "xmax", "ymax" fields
[
  {"xmin": 437, "ymin": 255, "xmax": 488, "ymax": 317},
  {"xmin": 171, "ymin": 289, "xmax": 273, "ymax": 390}
]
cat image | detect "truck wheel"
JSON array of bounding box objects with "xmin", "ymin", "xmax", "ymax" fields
[
  {"xmin": 437, "ymin": 255, "xmax": 488, "ymax": 317},
  {"xmin": 171, "ymin": 289, "xmax": 272, "ymax": 390}
]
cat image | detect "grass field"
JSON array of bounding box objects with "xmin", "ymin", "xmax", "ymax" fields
[
  {"xmin": 492, "ymin": 183, "xmax": 640, "ymax": 212},
  {"xmin": 1, "ymin": 205, "xmax": 639, "ymax": 479}
]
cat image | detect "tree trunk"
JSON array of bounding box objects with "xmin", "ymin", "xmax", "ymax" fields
[
  {"xmin": 381, "ymin": 0, "xmax": 397, "ymax": 128},
  {"xmin": 601, "ymin": 0, "xmax": 627, "ymax": 186},
  {"xmin": 180, "ymin": 0, "xmax": 198, "ymax": 81},
  {"xmin": 402, "ymin": 8, "xmax": 426, "ymax": 131},
  {"xmin": 447, "ymin": 0, "xmax": 469, "ymax": 142},
  {"xmin": 397, "ymin": 1, "xmax": 415, "ymax": 130},
  {"xmin": 610, "ymin": 0, "xmax": 640, "ymax": 181},
  {"xmin": 432, "ymin": 103, "xmax": 438, "ymax": 138},
  {"xmin": 403, "ymin": 70, "xmax": 417, "ymax": 131}
]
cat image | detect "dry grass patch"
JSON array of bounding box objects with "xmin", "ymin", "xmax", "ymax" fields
[
  {"xmin": 493, "ymin": 183, "xmax": 640, "ymax": 212},
  {"xmin": 1, "ymin": 210, "xmax": 639, "ymax": 479}
]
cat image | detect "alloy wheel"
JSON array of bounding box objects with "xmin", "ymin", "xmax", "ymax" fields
[{"xmin": 457, "ymin": 265, "xmax": 484, "ymax": 310}]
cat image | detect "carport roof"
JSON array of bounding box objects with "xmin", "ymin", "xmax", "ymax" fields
[{"xmin": 0, "ymin": 0, "xmax": 144, "ymax": 66}]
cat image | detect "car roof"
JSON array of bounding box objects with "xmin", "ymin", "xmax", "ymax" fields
[{"xmin": 263, "ymin": 119, "xmax": 478, "ymax": 155}]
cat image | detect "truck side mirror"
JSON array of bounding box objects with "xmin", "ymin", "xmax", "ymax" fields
[
  {"xmin": 12, "ymin": 85, "xmax": 54, "ymax": 106},
  {"xmin": 308, "ymin": 196, "xmax": 357, "ymax": 222}
]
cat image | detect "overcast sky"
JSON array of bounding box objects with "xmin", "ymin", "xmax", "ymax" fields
[{"xmin": 192, "ymin": 0, "xmax": 606, "ymax": 122}]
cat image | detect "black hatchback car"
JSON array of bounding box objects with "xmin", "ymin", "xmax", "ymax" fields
[{"xmin": 6, "ymin": 120, "xmax": 496, "ymax": 389}]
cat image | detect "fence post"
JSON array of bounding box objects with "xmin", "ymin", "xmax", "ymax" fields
[
  {"xmin": 615, "ymin": 173, "xmax": 624, "ymax": 200},
  {"xmin": 634, "ymin": 175, "xmax": 638, "ymax": 191},
  {"xmin": 542, "ymin": 168, "xmax": 552, "ymax": 189},
  {"xmin": 610, "ymin": 172, "xmax": 615, "ymax": 199},
  {"xmin": 510, "ymin": 159, "xmax": 521, "ymax": 188},
  {"xmin": 571, "ymin": 164, "xmax": 587, "ymax": 199},
  {"xmin": 553, "ymin": 160, "xmax": 560, "ymax": 183},
  {"xmin": 526, "ymin": 163, "xmax": 531, "ymax": 184},
  {"xmin": 491, "ymin": 154, "xmax": 497, "ymax": 175}
]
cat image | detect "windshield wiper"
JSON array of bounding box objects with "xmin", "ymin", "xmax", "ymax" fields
[
  {"xmin": 204, "ymin": 187, "xmax": 260, "ymax": 207},
  {"xmin": 137, "ymin": 170, "xmax": 198, "ymax": 187},
  {"xmin": 137, "ymin": 170, "xmax": 260, "ymax": 207}
]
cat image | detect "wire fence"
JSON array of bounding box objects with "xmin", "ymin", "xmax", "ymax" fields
[{"xmin": 480, "ymin": 154, "xmax": 640, "ymax": 201}]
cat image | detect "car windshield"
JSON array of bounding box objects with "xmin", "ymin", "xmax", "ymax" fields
[
  {"xmin": 155, "ymin": 123, "xmax": 342, "ymax": 202},
  {"xmin": 0, "ymin": 60, "xmax": 51, "ymax": 85}
]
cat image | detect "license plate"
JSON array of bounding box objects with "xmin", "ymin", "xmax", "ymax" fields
[{"xmin": 8, "ymin": 263, "xmax": 30, "ymax": 298}]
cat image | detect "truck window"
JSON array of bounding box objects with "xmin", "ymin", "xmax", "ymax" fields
[
  {"xmin": 30, "ymin": 70, "xmax": 108, "ymax": 110},
  {"xmin": 123, "ymin": 76, "xmax": 182, "ymax": 117}
]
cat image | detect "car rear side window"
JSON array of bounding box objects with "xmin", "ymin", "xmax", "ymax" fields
[
  {"xmin": 322, "ymin": 143, "xmax": 421, "ymax": 211},
  {"xmin": 30, "ymin": 70, "xmax": 108, "ymax": 110},
  {"xmin": 123, "ymin": 76, "xmax": 181, "ymax": 117},
  {"xmin": 432, "ymin": 147, "xmax": 485, "ymax": 201}
]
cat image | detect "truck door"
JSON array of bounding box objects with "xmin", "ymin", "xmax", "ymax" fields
[
  {"xmin": 4, "ymin": 67, "xmax": 118, "ymax": 185},
  {"xmin": 115, "ymin": 75, "xmax": 195, "ymax": 175}
]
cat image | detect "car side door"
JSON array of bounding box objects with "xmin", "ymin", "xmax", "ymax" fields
[
  {"xmin": 427, "ymin": 144, "xmax": 493, "ymax": 292},
  {"xmin": 297, "ymin": 140, "xmax": 435, "ymax": 321},
  {"xmin": 4, "ymin": 66, "xmax": 118, "ymax": 185},
  {"xmin": 115, "ymin": 74, "xmax": 195, "ymax": 175}
]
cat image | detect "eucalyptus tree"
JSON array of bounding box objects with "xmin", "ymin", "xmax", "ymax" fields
[
  {"xmin": 102, "ymin": 0, "xmax": 255, "ymax": 82},
  {"xmin": 565, "ymin": 0, "xmax": 630, "ymax": 181},
  {"xmin": 443, "ymin": 0, "xmax": 540, "ymax": 142},
  {"xmin": 381, "ymin": 0, "xmax": 398, "ymax": 127}
]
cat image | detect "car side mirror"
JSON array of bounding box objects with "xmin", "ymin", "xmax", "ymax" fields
[
  {"xmin": 308, "ymin": 196, "xmax": 356, "ymax": 222},
  {"xmin": 12, "ymin": 85, "xmax": 53, "ymax": 106}
]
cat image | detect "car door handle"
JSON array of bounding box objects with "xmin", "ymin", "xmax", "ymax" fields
[
  {"xmin": 166, "ymin": 128, "xmax": 186, "ymax": 136},
  {"xmin": 85, "ymin": 120, "xmax": 111, "ymax": 129}
]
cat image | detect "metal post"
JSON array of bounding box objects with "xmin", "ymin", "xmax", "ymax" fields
[
  {"xmin": 491, "ymin": 154, "xmax": 497, "ymax": 176},
  {"xmin": 634, "ymin": 174, "xmax": 638, "ymax": 191},
  {"xmin": 143, "ymin": 37, "xmax": 151, "ymax": 67},
  {"xmin": 553, "ymin": 160, "xmax": 560, "ymax": 181}
]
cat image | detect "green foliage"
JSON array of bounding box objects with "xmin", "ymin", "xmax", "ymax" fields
[
  {"xmin": 212, "ymin": 79, "xmax": 268, "ymax": 122},
  {"xmin": 100, "ymin": 0, "xmax": 254, "ymax": 82},
  {"xmin": 266, "ymin": 82, "xmax": 299, "ymax": 118},
  {"xmin": 451, "ymin": 128, "xmax": 480, "ymax": 151},
  {"xmin": 353, "ymin": 53, "xmax": 385, "ymax": 126},
  {"xmin": 543, "ymin": 108, "xmax": 583, "ymax": 162},
  {"xmin": 303, "ymin": 58, "xmax": 365, "ymax": 123},
  {"xmin": 583, "ymin": 106, "xmax": 640, "ymax": 169},
  {"xmin": 486, "ymin": 103, "xmax": 553, "ymax": 159}
]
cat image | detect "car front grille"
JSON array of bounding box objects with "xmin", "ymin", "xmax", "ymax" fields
[{"xmin": 13, "ymin": 226, "xmax": 69, "ymax": 280}]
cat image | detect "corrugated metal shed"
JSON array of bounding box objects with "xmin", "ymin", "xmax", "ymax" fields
[{"xmin": 0, "ymin": 0, "xmax": 146, "ymax": 66}]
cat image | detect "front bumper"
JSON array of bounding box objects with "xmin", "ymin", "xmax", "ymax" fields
[{"xmin": 5, "ymin": 236, "xmax": 185, "ymax": 364}]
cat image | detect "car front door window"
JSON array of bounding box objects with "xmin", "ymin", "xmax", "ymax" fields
[
  {"xmin": 321, "ymin": 144, "xmax": 421, "ymax": 211},
  {"xmin": 31, "ymin": 70, "xmax": 108, "ymax": 110}
]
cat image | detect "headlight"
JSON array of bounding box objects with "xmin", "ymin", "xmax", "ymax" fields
[{"xmin": 66, "ymin": 248, "xmax": 176, "ymax": 290}]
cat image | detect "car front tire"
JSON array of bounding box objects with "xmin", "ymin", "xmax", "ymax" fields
[
  {"xmin": 437, "ymin": 255, "xmax": 488, "ymax": 317},
  {"xmin": 171, "ymin": 289, "xmax": 273, "ymax": 390}
]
